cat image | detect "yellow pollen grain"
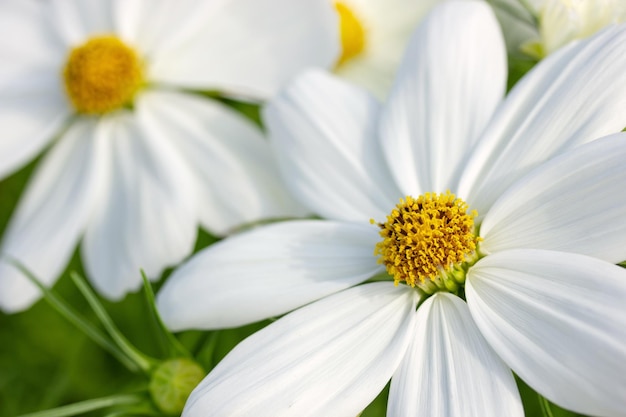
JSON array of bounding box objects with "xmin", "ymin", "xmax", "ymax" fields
[
  {"xmin": 373, "ymin": 191, "xmax": 479, "ymax": 287},
  {"xmin": 63, "ymin": 35, "xmax": 143, "ymax": 115},
  {"xmin": 334, "ymin": 2, "xmax": 366, "ymax": 67}
]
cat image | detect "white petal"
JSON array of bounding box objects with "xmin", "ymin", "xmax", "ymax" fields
[
  {"xmin": 183, "ymin": 282, "xmax": 418, "ymax": 417},
  {"xmin": 157, "ymin": 220, "xmax": 382, "ymax": 331},
  {"xmin": 0, "ymin": 93, "xmax": 70, "ymax": 180},
  {"xmin": 0, "ymin": 1, "xmax": 70, "ymax": 180},
  {"xmin": 0, "ymin": 0, "xmax": 65, "ymax": 86},
  {"xmin": 480, "ymin": 133, "xmax": 626, "ymax": 263},
  {"xmin": 466, "ymin": 249, "xmax": 626, "ymax": 417},
  {"xmin": 135, "ymin": 91, "xmax": 307, "ymax": 236},
  {"xmin": 333, "ymin": 0, "xmax": 441, "ymax": 98},
  {"xmin": 379, "ymin": 0, "xmax": 506, "ymax": 196},
  {"xmin": 148, "ymin": 0, "xmax": 339, "ymax": 99},
  {"xmin": 389, "ymin": 293, "xmax": 522, "ymax": 417},
  {"xmin": 264, "ymin": 69, "xmax": 400, "ymax": 223},
  {"xmin": 49, "ymin": 0, "xmax": 114, "ymax": 47},
  {"xmin": 81, "ymin": 110, "xmax": 197, "ymax": 300},
  {"xmin": 0, "ymin": 119, "xmax": 106, "ymax": 313},
  {"xmin": 460, "ymin": 24, "xmax": 626, "ymax": 214}
]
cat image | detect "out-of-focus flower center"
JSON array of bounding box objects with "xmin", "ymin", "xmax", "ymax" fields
[
  {"xmin": 334, "ymin": 2, "xmax": 366, "ymax": 67},
  {"xmin": 63, "ymin": 35, "xmax": 144, "ymax": 114},
  {"xmin": 373, "ymin": 191, "xmax": 480, "ymax": 294}
]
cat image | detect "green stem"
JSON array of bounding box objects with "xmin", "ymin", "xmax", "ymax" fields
[
  {"xmin": 141, "ymin": 271, "xmax": 190, "ymax": 358},
  {"xmin": 70, "ymin": 272, "xmax": 157, "ymax": 373},
  {"xmin": 7, "ymin": 258, "xmax": 138, "ymax": 372},
  {"xmin": 538, "ymin": 394, "xmax": 555, "ymax": 417},
  {"xmin": 16, "ymin": 394, "xmax": 142, "ymax": 417}
]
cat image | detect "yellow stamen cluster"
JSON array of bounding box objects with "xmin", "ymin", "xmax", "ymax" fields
[
  {"xmin": 374, "ymin": 192, "xmax": 479, "ymax": 287},
  {"xmin": 334, "ymin": 2, "xmax": 366, "ymax": 67},
  {"xmin": 63, "ymin": 35, "xmax": 144, "ymax": 114}
]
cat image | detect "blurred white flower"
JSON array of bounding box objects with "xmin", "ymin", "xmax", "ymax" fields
[
  {"xmin": 0, "ymin": 0, "xmax": 339, "ymax": 312},
  {"xmin": 331, "ymin": 0, "xmax": 441, "ymax": 98},
  {"xmin": 490, "ymin": 0, "xmax": 626, "ymax": 58},
  {"xmin": 158, "ymin": 1, "xmax": 626, "ymax": 416}
]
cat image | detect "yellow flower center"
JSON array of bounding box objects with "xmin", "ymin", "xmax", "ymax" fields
[
  {"xmin": 373, "ymin": 192, "xmax": 480, "ymax": 293},
  {"xmin": 63, "ymin": 35, "xmax": 144, "ymax": 114},
  {"xmin": 334, "ymin": 2, "xmax": 366, "ymax": 67}
]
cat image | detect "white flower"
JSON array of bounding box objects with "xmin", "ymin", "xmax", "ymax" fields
[
  {"xmin": 490, "ymin": 0, "xmax": 626, "ymax": 58},
  {"xmin": 0, "ymin": 0, "xmax": 339, "ymax": 313},
  {"xmin": 157, "ymin": 1, "xmax": 626, "ymax": 415},
  {"xmin": 330, "ymin": 0, "xmax": 442, "ymax": 98}
]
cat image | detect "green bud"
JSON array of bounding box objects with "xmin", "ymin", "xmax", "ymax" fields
[{"xmin": 149, "ymin": 358, "xmax": 205, "ymax": 415}]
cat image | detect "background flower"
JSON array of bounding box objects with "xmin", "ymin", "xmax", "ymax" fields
[{"xmin": 0, "ymin": 0, "xmax": 338, "ymax": 313}]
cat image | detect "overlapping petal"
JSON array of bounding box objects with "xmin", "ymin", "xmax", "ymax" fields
[
  {"xmin": 264, "ymin": 69, "xmax": 399, "ymax": 223},
  {"xmin": 135, "ymin": 90, "xmax": 307, "ymax": 236},
  {"xmin": 0, "ymin": 119, "xmax": 107, "ymax": 312},
  {"xmin": 467, "ymin": 249, "xmax": 626, "ymax": 417},
  {"xmin": 157, "ymin": 220, "xmax": 382, "ymax": 331},
  {"xmin": 82, "ymin": 109, "xmax": 197, "ymax": 300},
  {"xmin": 480, "ymin": 133, "xmax": 626, "ymax": 263},
  {"xmin": 146, "ymin": 0, "xmax": 339, "ymax": 98},
  {"xmin": 49, "ymin": 0, "xmax": 115, "ymax": 46},
  {"xmin": 334, "ymin": 0, "xmax": 441, "ymax": 98},
  {"xmin": 379, "ymin": 0, "xmax": 506, "ymax": 196},
  {"xmin": 460, "ymin": 24, "xmax": 626, "ymax": 214},
  {"xmin": 0, "ymin": 0, "xmax": 70, "ymax": 179},
  {"xmin": 389, "ymin": 293, "xmax": 522, "ymax": 417},
  {"xmin": 183, "ymin": 283, "xmax": 417, "ymax": 417}
]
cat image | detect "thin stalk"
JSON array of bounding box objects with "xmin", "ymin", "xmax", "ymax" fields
[
  {"xmin": 141, "ymin": 271, "xmax": 190, "ymax": 358},
  {"xmin": 538, "ymin": 393, "xmax": 555, "ymax": 417},
  {"xmin": 16, "ymin": 394, "xmax": 142, "ymax": 417},
  {"xmin": 7, "ymin": 258, "xmax": 138, "ymax": 372},
  {"xmin": 70, "ymin": 272, "xmax": 157, "ymax": 373}
]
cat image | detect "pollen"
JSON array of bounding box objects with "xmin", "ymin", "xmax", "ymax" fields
[
  {"xmin": 374, "ymin": 191, "xmax": 480, "ymax": 288},
  {"xmin": 63, "ymin": 35, "xmax": 144, "ymax": 114},
  {"xmin": 334, "ymin": 2, "xmax": 366, "ymax": 67}
]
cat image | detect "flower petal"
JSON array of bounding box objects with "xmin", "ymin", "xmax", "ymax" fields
[
  {"xmin": 460, "ymin": 24, "xmax": 626, "ymax": 214},
  {"xmin": 333, "ymin": 0, "xmax": 441, "ymax": 98},
  {"xmin": 466, "ymin": 249, "xmax": 626, "ymax": 417},
  {"xmin": 157, "ymin": 220, "xmax": 382, "ymax": 331},
  {"xmin": 0, "ymin": 93, "xmax": 70, "ymax": 180},
  {"xmin": 49, "ymin": 0, "xmax": 114, "ymax": 47},
  {"xmin": 480, "ymin": 133, "xmax": 626, "ymax": 263},
  {"xmin": 0, "ymin": 1, "xmax": 70, "ymax": 180},
  {"xmin": 81, "ymin": 109, "xmax": 197, "ymax": 300},
  {"xmin": 183, "ymin": 282, "xmax": 417, "ymax": 417},
  {"xmin": 0, "ymin": 0, "xmax": 65, "ymax": 86},
  {"xmin": 147, "ymin": 0, "xmax": 339, "ymax": 99},
  {"xmin": 379, "ymin": 0, "xmax": 506, "ymax": 196},
  {"xmin": 0, "ymin": 119, "xmax": 106, "ymax": 313},
  {"xmin": 264, "ymin": 69, "xmax": 400, "ymax": 223},
  {"xmin": 135, "ymin": 91, "xmax": 307, "ymax": 236},
  {"xmin": 389, "ymin": 293, "xmax": 522, "ymax": 417}
]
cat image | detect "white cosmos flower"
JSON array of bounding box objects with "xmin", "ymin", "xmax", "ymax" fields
[
  {"xmin": 157, "ymin": 1, "xmax": 626, "ymax": 415},
  {"xmin": 330, "ymin": 0, "xmax": 441, "ymax": 98},
  {"xmin": 489, "ymin": 0, "xmax": 626, "ymax": 58},
  {"xmin": 0, "ymin": 0, "xmax": 339, "ymax": 313}
]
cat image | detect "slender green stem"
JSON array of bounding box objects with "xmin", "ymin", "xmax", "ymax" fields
[
  {"xmin": 16, "ymin": 394, "xmax": 142, "ymax": 417},
  {"xmin": 141, "ymin": 271, "xmax": 190, "ymax": 358},
  {"xmin": 196, "ymin": 330, "xmax": 221, "ymax": 369},
  {"xmin": 70, "ymin": 272, "xmax": 157, "ymax": 373},
  {"xmin": 538, "ymin": 394, "xmax": 555, "ymax": 417},
  {"xmin": 6, "ymin": 258, "xmax": 138, "ymax": 372}
]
